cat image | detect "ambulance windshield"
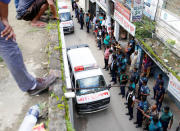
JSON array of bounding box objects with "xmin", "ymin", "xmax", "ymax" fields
[{"xmin": 76, "ymin": 75, "xmax": 107, "ymax": 95}]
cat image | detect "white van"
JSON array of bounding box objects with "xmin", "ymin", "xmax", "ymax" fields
[
  {"xmin": 66, "ymin": 45, "xmax": 110, "ymax": 114},
  {"xmin": 58, "ymin": 2, "xmax": 74, "ymax": 33}
]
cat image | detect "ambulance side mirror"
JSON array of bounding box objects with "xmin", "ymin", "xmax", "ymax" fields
[
  {"xmin": 107, "ymin": 84, "xmax": 111, "ymax": 90},
  {"xmin": 64, "ymin": 92, "xmax": 76, "ymax": 99}
]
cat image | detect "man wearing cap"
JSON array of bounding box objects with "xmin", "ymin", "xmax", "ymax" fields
[{"xmin": 126, "ymin": 87, "xmax": 135, "ymax": 120}]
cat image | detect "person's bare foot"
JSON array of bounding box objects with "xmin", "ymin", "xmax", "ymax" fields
[
  {"xmin": 51, "ymin": 16, "xmax": 59, "ymax": 20},
  {"xmin": 31, "ymin": 21, "xmax": 47, "ymax": 27}
]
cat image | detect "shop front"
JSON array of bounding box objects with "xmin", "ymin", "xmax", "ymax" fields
[
  {"xmin": 89, "ymin": 0, "xmax": 96, "ymax": 17},
  {"xmin": 114, "ymin": 1, "xmax": 136, "ymax": 41}
]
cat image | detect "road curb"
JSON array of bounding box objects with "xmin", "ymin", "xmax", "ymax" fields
[{"xmin": 47, "ymin": 22, "xmax": 67, "ymax": 131}]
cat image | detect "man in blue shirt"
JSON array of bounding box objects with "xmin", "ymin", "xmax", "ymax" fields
[
  {"xmin": 140, "ymin": 80, "xmax": 150, "ymax": 98},
  {"xmin": 134, "ymin": 96, "xmax": 148, "ymax": 128},
  {"xmin": 130, "ymin": 67, "xmax": 139, "ymax": 84},
  {"xmin": 138, "ymin": 72, "xmax": 148, "ymax": 99},
  {"xmin": 155, "ymin": 83, "xmax": 165, "ymax": 112},
  {"xmin": 0, "ymin": 0, "xmax": 57, "ymax": 95},
  {"xmin": 16, "ymin": 0, "xmax": 58, "ymax": 27},
  {"xmin": 153, "ymin": 74, "xmax": 164, "ymax": 99}
]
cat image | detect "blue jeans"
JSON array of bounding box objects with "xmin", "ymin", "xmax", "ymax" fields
[
  {"xmin": 0, "ymin": 21, "xmax": 36, "ymax": 91},
  {"xmin": 14, "ymin": 0, "xmax": 19, "ymax": 9}
]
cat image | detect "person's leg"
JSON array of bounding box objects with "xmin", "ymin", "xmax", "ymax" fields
[
  {"xmin": 99, "ymin": 41, "xmax": 101, "ymax": 50},
  {"xmin": 31, "ymin": 3, "xmax": 49, "ymax": 26},
  {"xmin": 112, "ymin": 71, "xmax": 115, "ymax": 82},
  {"xmin": 157, "ymin": 101, "xmax": 162, "ymax": 112},
  {"xmin": 138, "ymin": 113, "xmax": 143, "ymax": 127},
  {"xmin": 153, "ymin": 88, "xmax": 156, "ymax": 99},
  {"xmin": 129, "ymin": 106, "xmax": 133, "ymax": 119},
  {"xmin": 122, "ymin": 86, "xmax": 125, "ymax": 97},
  {"xmin": 80, "ymin": 22, "xmax": 83, "ymax": 29},
  {"xmin": 115, "ymin": 73, "xmax": 117, "ymax": 82},
  {"xmin": 0, "ymin": 22, "xmax": 36, "ymax": 92},
  {"xmin": 46, "ymin": 0, "xmax": 58, "ymax": 19},
  {"xmin": 105, "ymin": 59, "xmax": 107, "ymax": 69}
]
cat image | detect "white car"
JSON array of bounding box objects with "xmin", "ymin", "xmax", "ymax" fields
[
  {"xmin": 66, "ymin": 44, "xmax": 111, "ymax": 114},
  {"xmin": 58, "ymin": 2, "xmax": 74, "ymax": 33}
]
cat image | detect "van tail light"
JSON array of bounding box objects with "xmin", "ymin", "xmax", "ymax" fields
[{"xmin": 74, "ymin": 66, "xmax": 84, "ymax": 72}]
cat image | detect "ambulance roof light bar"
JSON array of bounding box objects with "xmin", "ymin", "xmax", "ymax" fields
[{"xmin": 74, "ymin": 64, "xmax": 99, "ymax": 72}]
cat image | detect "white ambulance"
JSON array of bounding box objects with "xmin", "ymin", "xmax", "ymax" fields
[
  {"xmin": 58, "ymin": 2, "xmax": 74, "ymax": 33},
  {"xmin": 65, "ymin": 45, "xmax": 110, "ymax": 114}
]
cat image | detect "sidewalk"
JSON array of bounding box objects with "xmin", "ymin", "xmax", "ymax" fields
[{"xmin": 0, "ymin": 1, "xmax": 60, "ymax": 130}]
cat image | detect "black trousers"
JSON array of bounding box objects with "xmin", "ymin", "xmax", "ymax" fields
[
  {"xmin": 128, "ymin": 105, "xmax": 133, "ymax": 118},
  {"xmin": 104, "ymin": 59, "xmax": 108, "ymax": 69},
  {"xmin": 137, "ymin": 110, "xmax": 143, "ymax": 126},
  {"xmin": 120, "ymin": 86, "xmax": 125, "ymax": 96},
  {"xmin": 80, "ymin": 22, "xmax": 84, "ymax": 29},
  {"xmin": 87, "ymin": 24, "xmax": 89, "ymax": 33}
]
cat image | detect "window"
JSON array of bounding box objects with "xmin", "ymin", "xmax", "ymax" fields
[
  {"xmin": 163, "ymin": 0, "xmax": 180, "ymax": 17},
  {"xmin": 60, "ymin": 12, "xmax": 72, "ymax": 22},
  {"xmin": 76, "ymin": 75, "xmax": 107, "ymax": 95}
]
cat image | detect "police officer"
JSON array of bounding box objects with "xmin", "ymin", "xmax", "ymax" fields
[
  {"xmin": 138, "ymin": 72, "xmax": 148, "ymax": 99},
  {"xmin": 119, "ymin": 69, "xmax": 128, "ymax": 98},
  {"xmin": 126, "ymin": 87, "xmax": 135, "ymax": 120},
  {"xmin": 126, "ymin": 79, "xmax": 136, "ymax": 100},
  {"xmin": 153, "ymin": 74, "xmax": 164, "ymax": 99},
  {"xmin": 140, "ymin": 80, "xmax": 150, "ymax": 98},
  {"xmin": 134, "ymin": 96, "xmax": 148, "ymax": 128},
  {"xmin": 160, "ymin": 106, "xmax": 173, "ymax": 131},
  {"xmin": 155, "ymin": 83, "xmax": 165, "ymax": 112},
  {"xmin": 130, "ymin": 67, "xmax": 139, "ymax": 84}
]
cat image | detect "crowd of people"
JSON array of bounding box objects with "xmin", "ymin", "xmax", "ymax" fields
[{"xmin": 71, "ymin": 1, "xmax": 177, "ymax": 131}]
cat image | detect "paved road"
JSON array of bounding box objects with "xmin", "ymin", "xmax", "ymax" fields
[{"xmin": 64, "ymin": 11, "xmax": 143, "ymax": 131}]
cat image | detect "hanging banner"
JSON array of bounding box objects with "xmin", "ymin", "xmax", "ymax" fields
[
  {"xmin": 132, "ymin": 0, "xmax": 144, "ymax": 22},
  {"xmin": 143, "ymin": 0, "xmax": 158, "ymax": 20},
  {"xmin": 115, "ymin": 1, "xmax": 131, "ymax": 20},
  {"xmin": 114, "ymin": 10, "xmax": 136, "ymax": 36},
  {"xmin": 168, "ymin": 74, "xmax": 180, "ymax": 102}
]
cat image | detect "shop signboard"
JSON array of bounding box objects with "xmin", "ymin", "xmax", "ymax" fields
[
  {"xmin": 115, "ymin": 1, "xmax": 131, "ymax": 20},
  {"xmin": 132, "ymin": 0, "xmax": 144, "ymax": 22},
  {"xmin": 114, "ymin": 10, "xmax": 136, "ymax": 36},
  {"xmin": 168, "ymin": 74, "xmax": 180, "ymax": 102},
  {"xmin": 143, "ymin": 0, "xmax": 158, "ymax": 20}
]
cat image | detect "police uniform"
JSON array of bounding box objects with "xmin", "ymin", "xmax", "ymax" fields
[
  {"xmin": 136, "ymin": 100, "xmax": 148, "ymax": 127},
  {"xmin": 160, "ymin": 109, "xmax": 173, "ymax": 131},
  {"xmin": 120, "ymin": 73, "xmax": 128, "ymax": 97},
  {"xmin": 156, "ymin": 87, "xmax": 165, "ymax": 111},
  {"xmin": 140, "ymin": 85, "xmax": 150, "ymax": 97},
  {"xmin": 138, "ymin": 76, "xmax": 148, "ymax": 98},
  {"xmin": 127, "ymin": 91, "xmax": 135, "ymax": 119}
]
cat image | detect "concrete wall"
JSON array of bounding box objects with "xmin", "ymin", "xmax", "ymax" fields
[{"xmin": 155, "ymin": 0, "xmax": 180, "ymax": 51}]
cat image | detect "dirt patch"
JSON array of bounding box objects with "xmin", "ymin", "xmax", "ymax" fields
[{"xmin": 0, "ymin": 1, "xmax": 50, "ymax": 130}]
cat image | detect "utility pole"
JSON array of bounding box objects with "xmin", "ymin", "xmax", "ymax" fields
[{"xmin": 106, "ymin": 0, "xmax": 111, "ymax": 33}]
